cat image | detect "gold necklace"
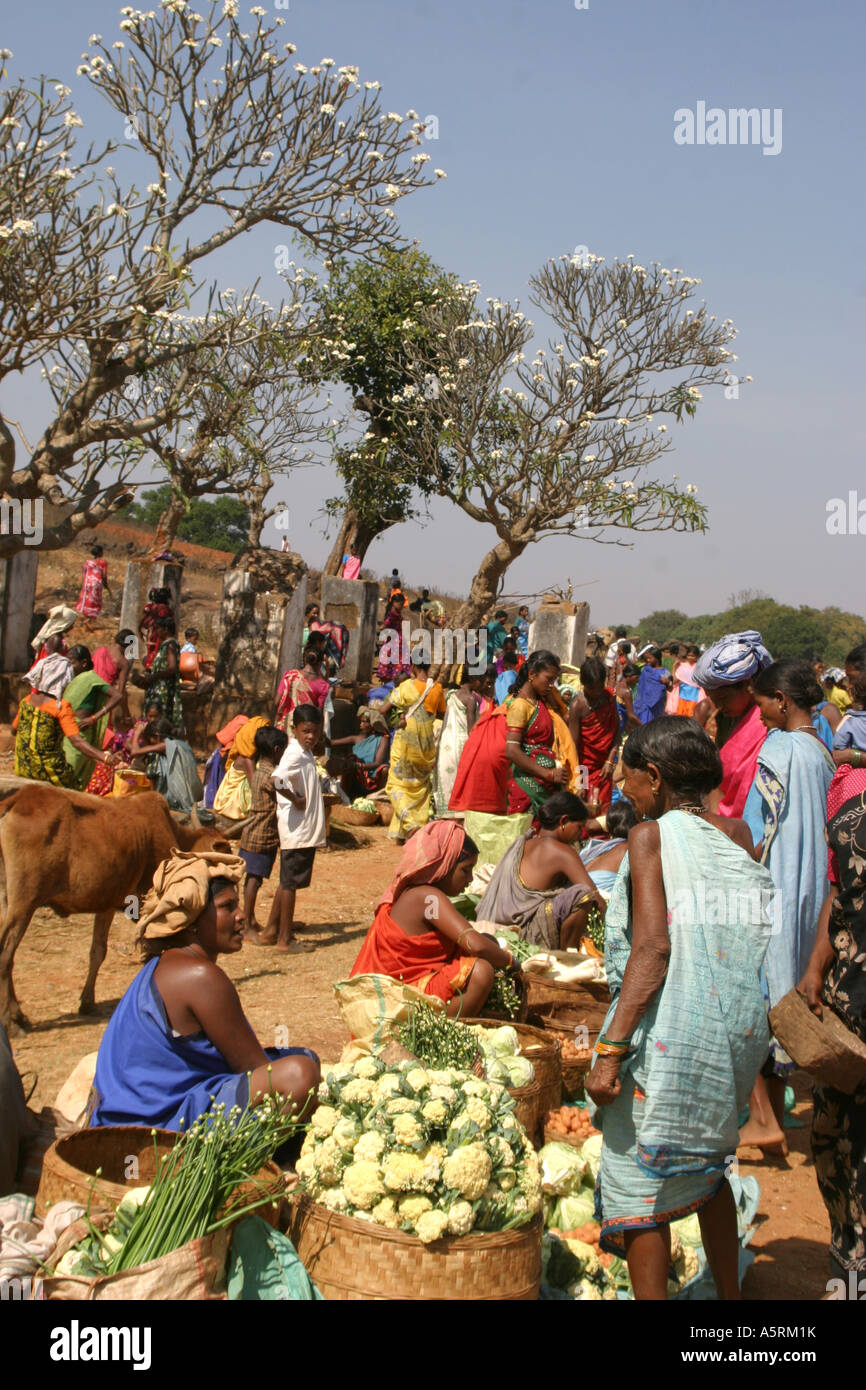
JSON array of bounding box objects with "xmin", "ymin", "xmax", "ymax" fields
[{"xmin": 674, "ymin": 803, "xmax": 707, "ymax": 816}]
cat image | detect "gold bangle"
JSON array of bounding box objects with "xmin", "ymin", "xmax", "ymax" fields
[{"xmin": 456, "ymin": 926, "xmax": 475, "ymax": 947}]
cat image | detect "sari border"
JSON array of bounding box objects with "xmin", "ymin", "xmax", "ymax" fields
[{"xmin": 599, "ymin": 1173, "xmax": 726, "ymax": 1256}]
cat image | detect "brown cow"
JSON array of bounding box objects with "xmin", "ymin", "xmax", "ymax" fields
[{"xmin": 0, "ymin": 785, "xmax": 232, "ymax": 1031}]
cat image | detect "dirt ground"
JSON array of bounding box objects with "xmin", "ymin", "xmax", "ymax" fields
[{"xmin": 7, "ymin": 824, "xmax": 831, "ymax": 1302}]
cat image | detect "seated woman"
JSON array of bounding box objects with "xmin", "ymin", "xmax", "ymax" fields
[
  {"xmin": 475, "ymin": 791, "xmax": 605, "ymax": 950},
  {"xmin": 89, "ymin": 851, "xmax": 320, "ymax": 1130},
  {"xmin": 14, "ymin": 656, "xmax": 119, "ymax": 787},
  {"xmin": 579, "ymin": 800, "xmax": 639, "ymax": 897},
  {"xmin": 328, "ymin": 705, "xmax": 390, "ymax": 801},
  {"xmin": 132, "ymin": 717, "xmax": 203, "ymax": 814},
  {"xmin": 350, "ymin": 821, "xmax": 520, "ymax": 1018}
]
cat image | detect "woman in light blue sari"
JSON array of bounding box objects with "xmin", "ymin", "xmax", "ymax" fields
[
  {"xmin": 741, "ymin": 661, "xmax": 834, "ymax": 1148},
  {"xmin": 586, "ymin": 718, "xmax": 772, "ymax": 1300}
]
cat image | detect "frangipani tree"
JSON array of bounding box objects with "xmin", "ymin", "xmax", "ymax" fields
[
  {"xmin": 385, "ymin": 253, "xmax": 741, "ymax": 626},
  {"xmin": 0, "ymin": 0, "xmax": 442, "ymax": 555}
]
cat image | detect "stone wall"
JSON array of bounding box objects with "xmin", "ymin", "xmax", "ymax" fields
[
  {"xmin": 0, "ymin": 551, "xmax": 39, "ymax": 674},
  {"xmin": 210, "ymin": 548, "xmax": 307, "ymax": 733},
  {"xmin": 528, "ymin": 600, "xmax": 590, "ymax": 670},
  {"xmin": 320, "ymin": 576, "xmax": 380, "ymax": 683}
]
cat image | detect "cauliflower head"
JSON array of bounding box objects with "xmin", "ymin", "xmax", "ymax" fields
[
  {"xmin": 341, "ymin": 1078, "xmax": 376, "ymax": 1106},
  {"xmin": 391, "ymin": 1112, "xmax": 426, "ymax": 1148},
  {"xmin": 371, "ymin": 1196, "xmax": 402, "ymax": 1230},
  {"xmin": 311, "ymin": 1105, "xmax": 339, "ymax": 1138},
  {"xmin": 312, "ymin": 1135, "xmax": 349, "ymax": 1187},
  {"xmin": 415, "ymin": 1209, "xmax": 450, "ymax": 1245},
  {"xmin": 442, "ymin": 1142, "xmax": 492, "ymax": 1201},
  {"xmin": 382, "ymin": 1151, "xmax": 436, "ymax": 1193},
  {"xmin": 375, "ymin": 1073, "xmax": 404, "ymax": 1100},
  {"xmin": 351, "ymin": 1056, "xmax": 382, "ymax": 1080},
  {"xmin": 332, "ymin": 1117, "xmax": 361, "ymax": 1152},
  {"xmin": 404, "ymin": 1066, "xmax": 432, "ymax": 1094},
  {"xmin": 319, "ymin": 1186, "xmax": 351, "ymax": 1214},
  {"xmin": 421, "ymin": 1098, "xmax": 450, "ymax": 1126},
  {"xmin": 398, "ymin": 1194, "xmax": 432, "ymax": 1222},
  {"xmin": 446, "ymin": 1200, "xmax": 475, "ymax": 1236},
  {"xmin": 354, "ymin": 1130, "xmax": 386, "ymax": 1163},
  {"xmin": 342, "ymin": 1160, "xmax": 386, "ymax": 1211}
]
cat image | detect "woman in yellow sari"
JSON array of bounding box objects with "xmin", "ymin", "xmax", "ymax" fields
[
  {"xmin": 383, "ymin": 661, "xmax": 447, "ymax": 843},
  {"xmin": 213, "ymin": 715, "xmax": 270, "ymax": 821}
]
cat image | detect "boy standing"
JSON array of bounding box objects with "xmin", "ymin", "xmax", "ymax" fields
[
  {"xmin": 240, "ymin": 725, "xmax": 288, "ymax": 946},
  {"xmin": 272, "ymin": 704, "xmax": 326, "ymax": 954}
]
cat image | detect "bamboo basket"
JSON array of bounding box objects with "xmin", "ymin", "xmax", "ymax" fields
[
  {"xmin": 289, "ymin": 1196, "xmax": 542, "ymax": 1300},
  {"xmin": 525, "ymin": 972, "xmax": 610, "ymax": 1025},
  {"xmin": 463, "ymin": 1018, "xmax": 562, "ymax": 1119},
  {"xmin": 769, "ymin": 989, "xmax": 866, "ymax": 1094},
  {"xmin": 36, "ymin": 1126, "xmax": 284, "ymax": 1228},
  {"xmin": 377, "ymin": 802, "xmax": 394, "ymax": 827},
  {"xmin": 506, "ymin": 1077, "xmax": 544, "ymax": 1145},
  {"xmin": 542, "ymin": 1123, "xmax": 599, "ymax": 1151}
]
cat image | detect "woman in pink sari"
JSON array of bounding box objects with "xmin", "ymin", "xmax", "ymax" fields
[
  {"xmin": 694, "ymin": 630, "xmax": 773, "ymax": 818},
  {"xmin": 275, "ymin": 646, "xmax": 330, "ymax": 734},
  {"xmin": 74, "ymin": 545, "xmax": 110, "ymax": 622}
]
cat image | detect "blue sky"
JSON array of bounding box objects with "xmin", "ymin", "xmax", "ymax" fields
[{"xmin": 3, "ymin": 0, "xmax": 864, "ymax": 625}]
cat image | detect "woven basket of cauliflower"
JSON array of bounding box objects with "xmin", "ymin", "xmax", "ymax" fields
[{"xmin": 291, "ymin": 1056, "xmax": 544, "ymax": 1296}]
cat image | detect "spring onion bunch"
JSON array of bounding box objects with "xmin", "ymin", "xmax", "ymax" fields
[
  {"xmin": 397, "ymin": 1001, "xmax": 483, "ymax": 1072},
  {"xmin": 70, "ymin": 1093, "xmax": 307, "ymax": 1276}
]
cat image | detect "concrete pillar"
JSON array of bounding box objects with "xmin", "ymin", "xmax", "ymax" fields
[
  {"xmin": 119, "ymin": 559, "xmax": 184, "ymax": 638},
  {"xmin": 0, "ymin": 550, "xmax": 39, "ymax": 673},
  {"xmin": 320, "ymin": 576, "xmax": 380, "ymax": 683},
  {"xmin": 210, "ymin": 550, "xmax": 307, "ymax": 733},
  {"xmin": 528, "ymin": 600, "xmax": 590, "ymax": 670}
]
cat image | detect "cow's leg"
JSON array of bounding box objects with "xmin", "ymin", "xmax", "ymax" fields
[
  {"xmin": 79, "ymin": 910, "xmax": 116, "ymax": 1015},
  {"xmin": 0, "ymin": 910, "xmax": 35, "ymax": 1033}
]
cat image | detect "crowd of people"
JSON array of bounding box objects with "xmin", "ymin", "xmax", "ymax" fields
[{"xmin": 8, "ymin": 557, "xmax": 866, "ymax": 1301}]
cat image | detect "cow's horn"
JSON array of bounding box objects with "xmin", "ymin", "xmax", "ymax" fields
[{"xmin": 189, "ymin": 804, "xmax": 201, "ymax": 830}]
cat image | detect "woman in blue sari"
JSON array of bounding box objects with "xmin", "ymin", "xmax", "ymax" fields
[
  {"xmin": 633, "ymin": 647, "xmax": 672, "ymax": 724},
  {"xmin": 90, "ymin": 851, "xmax": 319, "ymax": 1130},
  {"xmin": 586, "ymin": 718, "xmax": 773, "ymax": 1300},
  {"xmin": 740, "ymin": 661, "xmax": 834, "ymax": 1149}
]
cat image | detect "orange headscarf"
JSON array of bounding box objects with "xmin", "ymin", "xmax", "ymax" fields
[{"xmin": 378, "ymin": 820, "xmax": 469, "ymax": 909}]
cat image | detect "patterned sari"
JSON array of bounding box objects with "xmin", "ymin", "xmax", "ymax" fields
[
  {"xmin": 275, "ymin": 668, "xmax": 329, "ymax": 733},
  {"xmin": 385, "ymin": 677, "xmax": 446, "ymax": 841},
  {"xmin": 812, "ymin": 767, "xmax": 866, "ymax": 1274},
  {"xmin": 75, "ymin": 557, "xmax": 107, "ymax": 618},
  {"xmin": 14, "ymin": 697, "xmax": 79, "ymax": 786},
  {"xmin": 149, "ymin": 639, "xmax": 185, "ymax": 733},
  {"xmin": 505, "ymin": 696, "xmax": 558, "ymax": 813},
  {"xmin": 62, "ymin": 670, "xmax": 112, "ymax": 790}
]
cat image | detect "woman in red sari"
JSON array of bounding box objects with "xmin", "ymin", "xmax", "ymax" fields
[
  {"xmin": 568, "ymin": 657, "xmax": 621, "ymax": 812},
  {"xmin": 694, "ymin": 630, "xmax": 773, "ymax": 818},
  {"xmin": 74, "ymin": 546, "xmax": 110, "ymax": 623},
  {"xmin": 350, "ymin": 820, "xmax": 519, "ymax": 1016},
  {"xmin": 139, "ymin": 588, "xmax": 175, "ymax": 670},
  {"xmin": 449, "ymin": 650, "xmax": 578, "ymax": 815},
  {"xmin": 275, "ymin": 646, "xmax": 330, "ymax": 734}
]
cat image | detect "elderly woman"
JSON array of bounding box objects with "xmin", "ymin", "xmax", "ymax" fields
[
  {"xmin": 350, "ymin": 821, "xmax": 520, "ymax": 1017},
  {"xmin": 798, "ymin": 760, "xmax": 866, "ymax": 1290},
  {"xmin": 14, "ymin": 652, "xmax": 119, "ymax": 787},
  {"xmin": 694, "ymin": 629, "xmax": 773, "ymax": 818},
  {"xmin": 586, "ymin": 718, "xmax": 773, "ymax": 1300},
  {"xmin": 90, "ymin": 851, "xmax": 320, "ymax": 1129},
  {"xmin": 328, "ymin": 705, "xmax": 390, "ymax": 801},
  {"xmin": 476, "ymin": 791, "xmax": 603, "ymax": 949}
]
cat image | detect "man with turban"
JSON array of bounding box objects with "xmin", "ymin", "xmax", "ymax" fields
[
  {"xmin": 694, "ymin": 630, "xmax": 773, "ymax": 818},
  {"xmin": 89, "ymin": 850, "xmax": 319, "ymax": 1130}
]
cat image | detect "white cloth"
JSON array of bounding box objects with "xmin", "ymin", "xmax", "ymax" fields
[
  {"xmin": 272, "ymin": 741, "xmax": 326, "ymax": 850},
  {"xmin": 25, "ymin": 653, "xmax": 73, "ymax": 699},
  {"xmin": 606, "ymin": 640, "xmax": 636, "ymax": 666},
  {"xmin": 30, "ymin": 605, "xmax": 77, "ymax": 652}
]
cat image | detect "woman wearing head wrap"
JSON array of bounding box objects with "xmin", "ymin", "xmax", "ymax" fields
[
  {"xmin": 350, "ymin": 821, "xmax": 519, "ymax": 1016},
  {"xmin": 327, "ymin": 706, "xmax": 391, "ymax": 801},
  {"xmin": 89, "ymin": 851, "xmax": 320, "ymax": 1130},
  {"xmin": 14, "ymin": 648, "xmax": 118, "ymax": 787},
  {"xmin": 694, "ymin": 630, "xmax": 773, "ymax": 818}
]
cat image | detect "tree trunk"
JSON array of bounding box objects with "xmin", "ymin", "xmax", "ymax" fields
[
  {"xmin": 151, "ymin": 492, "xmax": 188, "ymax": 556},
  {"xmin": 450, "ymin": 536, "xmax": 529, "ymax": 630},
  {"xmin": 323, "ymin": 508, "xmax": 381, "ymax": 577}
]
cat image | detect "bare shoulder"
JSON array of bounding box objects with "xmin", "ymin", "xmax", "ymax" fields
[
  {"xmin": 155, "ymin": 952, "xmax": 237, "ymax": 999},
  {"xmin": 627, "ymin": 820, "xmax": 661, "ymax": 855},
  {"xmin": 704, "ymin": 812, "xmax": 756, "ymax": 857}
]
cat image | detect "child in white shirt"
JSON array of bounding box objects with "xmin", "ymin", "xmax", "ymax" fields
[{"xmin": 271, "ymin": 704, "xmax": 326, "ymax": 953}]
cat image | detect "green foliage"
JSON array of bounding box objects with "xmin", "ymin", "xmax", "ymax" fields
[
  {"xmin": 635, "ymin": 598, "xmax": 866, "ymax": 666},
  {"xmin": 305, "ymin": 246, "xmax": 458, "ymax": 533},
  {"xmin": 120, "ymin": 486, "xmax": 249, "ymax": 553}
]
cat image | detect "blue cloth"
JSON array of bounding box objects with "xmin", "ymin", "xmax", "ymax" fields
[
  {"xmin": 833, "ymin": 709, "xmax": 866, "ymax": 752},
  {"xmin": 514, "ymin": 618, "xmax": 530, "ymax": 658},
  {"xmin": 594, "ymin": 811, "xmax": 772, "ymax": 1251},
  {"xmin": 227, "ymin": 1217, "xmax": 324, "ymax": 1301},
  {"xmin": 693, "ymin": 630, "xmax": 772, "ymax": 689},
  {"xmin": 203, "ymin": 746, "xmax": 226, "ymax": 809},
  {"xmin": 812, "ymin": 703, "xmax": 834, "ymax": 751},
  {"xmin": 742, "ymin": 730, "xmax": 833, "ymax": 1071},
  {"xmin": 353, "ymin": 732, "xmax": 382, "ymax": 764},
  {"xmin": 90, "ymin": 957, "xmax": 316, "ymax": 1131},
  {"xmin": 495, "ymin": 669, "xmax": 518, "ymax": 705},
  {"xmin": 633, "ymin": 666, "xmax": 669, "ymax": 723}
]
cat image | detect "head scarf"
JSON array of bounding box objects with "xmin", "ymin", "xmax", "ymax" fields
[
  {"xmin": 137, "ymin": 849, "xmax": 245, "ymax": 942},
  {"xmin": 378, "ymin": 820, "xmax": 469, "ymax": 909},
  {"xmin": 25, "ymin": 653, "xmax": 73, "ymax": 700},
  {"xmin": 825, "ymin": 667, "xmax": 846, "ymax": 684},
  {"xmin": 358, "ymin": 705, "xmax": 389, "ymax": 736},
  {"xmin": 30, "ymin": 604, "xmax": 78, "ymax": 652},
  {"xmin": 693, "ymin": 630, "xmax": 772, "ymax": 689}
]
